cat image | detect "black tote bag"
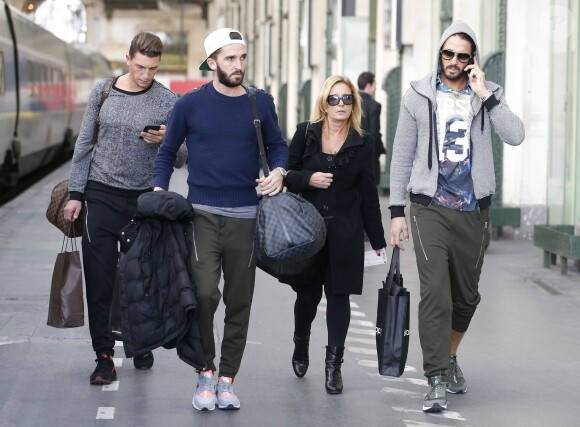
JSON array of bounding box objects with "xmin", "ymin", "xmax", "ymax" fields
[{"xmin": 375, "ymin": 247, "xmax": 410, "ymax": 377}]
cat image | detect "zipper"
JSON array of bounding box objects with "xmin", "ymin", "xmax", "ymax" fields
[
  {"xmin": 412, "ymin": 215, "xmax": 428, "ymax": 261},
  {"xmin": 247, "ymin": 241, "xmax": 255, "ymax": 268},
  {"xmin": 84, "ymin": 201, "xmax": 91, "ymax": 243},
  {"xmin": 191, "ymin": 224, "xmax": 199, "ymax": 262},
  {"xmin": 475, "ymin": 221, "xmax": 488, "ymax": 269}
]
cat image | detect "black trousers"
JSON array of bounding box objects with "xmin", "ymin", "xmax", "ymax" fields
[
  {"xmin": 292, "ymin": 244, "xmax": 351, "ymax": 347},
  {"xmin": 81, "ymin": 181, "xmax": 148, "ymax": 356}
]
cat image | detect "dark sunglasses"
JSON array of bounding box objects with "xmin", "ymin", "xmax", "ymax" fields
[
  {"xmin": 440, "ymin": 49, "xmax": 472, "ymax": 63},
  {"xmin": 327, "ymin": 94, "xmax": 354, "ymax": 106}
]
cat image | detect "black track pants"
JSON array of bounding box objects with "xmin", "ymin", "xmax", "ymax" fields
[{"xmin": 82, "ymin": 182, "xmax": 147, "ymax": 356}]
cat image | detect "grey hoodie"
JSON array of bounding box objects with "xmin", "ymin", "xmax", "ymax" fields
[{"xmin": 389, "ymin": 20, "xmax": 525, "ymax": 217}]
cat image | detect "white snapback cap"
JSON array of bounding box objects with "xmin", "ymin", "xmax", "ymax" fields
[{"xmin": 199, "ymin": 28, "xmax": 246, "ymax": 71}]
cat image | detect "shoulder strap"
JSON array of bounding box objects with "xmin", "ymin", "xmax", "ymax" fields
[
  {"xmin": 74, "ymin": 77, "xmax": 114, "ymax": 162},
  {"xmin": 296, "ymin": 121, "xmax": 310, "ymax": 147},
  {"xmin": 246, "ymin": 86, "xmax": 270, "ymax": 177}
]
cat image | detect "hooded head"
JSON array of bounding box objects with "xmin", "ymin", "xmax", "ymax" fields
[{"xmin": 435, "ymin": 21, "xmax": 480, "ymax": 82}]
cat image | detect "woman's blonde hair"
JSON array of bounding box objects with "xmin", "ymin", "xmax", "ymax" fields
[{"xmin": 310, "ymin": 75, "xmax": 363, "ymax": 136}]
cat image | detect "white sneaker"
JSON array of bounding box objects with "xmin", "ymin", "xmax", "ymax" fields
[{"xmin": 192, "ymin": 371, "xmax": 217, "ymax": 411}]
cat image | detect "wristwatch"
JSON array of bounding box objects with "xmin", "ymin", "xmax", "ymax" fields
[{"xmin": 275, "ymin": 167, "xmax": 288, "ymax": 178}]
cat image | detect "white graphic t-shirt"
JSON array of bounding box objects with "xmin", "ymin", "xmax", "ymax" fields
[{"xmin": 433, "ymin": 81, "xmax": 477, "ymax": 211}]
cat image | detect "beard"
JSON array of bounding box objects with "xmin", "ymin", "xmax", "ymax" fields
[
  {"xmin": 439, "ymin": 58, "xmax": 465, "ymax": 81},
  {"xmin": 443, "ymin": 67, "xmax": 464, "ymax": 81},
  {"xmin": 217, "ymin": 65, "xmax": 244, "ymax": 88}
]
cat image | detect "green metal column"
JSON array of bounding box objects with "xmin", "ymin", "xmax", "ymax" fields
[
  {"xmin": 299, "ymin": 79, "xmax": 311, "ymax": 123},
  {"xmin": 482, "ymin": 51, "xmax": 520, "ymax": 235},
  {"xmin": 368, "ymin": 0, "xmax": 377, "ymax": 71},
  {"xmin": 481, "ymin": 51, "xmax": 505, "ymax": 208},
  {"xmin": 440, "ymin": 0, "xmax": 453, "ymax": 34},
  {"xmin": 379, "ymin": 66, "xmax": 401, "ymax": 193},
  {"xmin": 278, "ymin": 83, "xmax": 288, "ymax": 140}
]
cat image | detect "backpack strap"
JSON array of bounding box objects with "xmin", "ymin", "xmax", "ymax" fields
[{"xmin": 74, "ymin": 76, "xmax": 115, "ymax": 162}]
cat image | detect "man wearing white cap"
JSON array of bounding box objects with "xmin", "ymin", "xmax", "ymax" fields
[{"xmin": 153, "ymin": 28, "xmax": 288, "ymax": 412}]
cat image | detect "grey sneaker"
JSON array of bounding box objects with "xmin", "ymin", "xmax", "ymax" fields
[
  {"xmin": 216, "ymin": 376, "xmax": 240, "ymax": 410},
  {"xmin": 423, "ymin": 375, "xmax": 448, "ymax": 413},
  {"xmin": 445, "ymin": 355, "xmax": 467, "ymax": 394},
  {"xmin": 192, "ymin": 371, "xmax": 217, "ymax": 411}
]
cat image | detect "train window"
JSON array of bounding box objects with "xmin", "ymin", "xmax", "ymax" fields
[
  {"xmin": 27, "ymin": 61, "xmax": 34, "ymax": 96},
  {"xmin": 0, "ymin": 51, "xmax": 5, "ymax": 95},
  {"xmin": 27, "ymin": 61, "xmax": 42, "ymax": 97}
]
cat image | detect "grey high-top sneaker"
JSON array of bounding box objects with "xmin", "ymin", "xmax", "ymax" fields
[
  {"xmin": 423, "ymin": 375, "xmax": 448, "ymax": 413},
  {"xmin": 445, "ymin": 355, "xmax": 467, "ymax": 394}
]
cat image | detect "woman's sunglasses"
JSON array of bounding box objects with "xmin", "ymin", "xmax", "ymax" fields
[
  {"xmin": 327, "ymin": 94, "xmax": 354, "ymax": 106},
  {"xmin": 440, "ymin": 49, "xmax": 472, "ymax": 63}
]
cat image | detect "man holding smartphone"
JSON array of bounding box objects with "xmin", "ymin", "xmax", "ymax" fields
[
  {"xmin": 389, "ymin": 21, "xmax": 524, "ymax": 413},
  {"xmin": 64, "ymin": 32, "xmax": 178, "ymax": 385}
]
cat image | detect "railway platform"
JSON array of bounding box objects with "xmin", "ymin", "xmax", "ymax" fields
[{"xmin": 0, "ymin": 162, "xmax": 579, "ymax": 427}]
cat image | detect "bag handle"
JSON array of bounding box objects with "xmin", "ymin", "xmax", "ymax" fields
[
  {"xmin": 384, "ymin": 247, "xmax": 401, "ymax": 289},
  {"xmin": 246, "ymin": 86, "xmax": 270, "ymax": 177},
  {"xmin": 61, "ymin": 227, "xmax": 78, "ymax": 253}
]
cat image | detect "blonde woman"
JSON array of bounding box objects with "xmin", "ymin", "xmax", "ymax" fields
[{"xmin": 284, "ymin": 75, "xmax": 386, "ymax": 394}]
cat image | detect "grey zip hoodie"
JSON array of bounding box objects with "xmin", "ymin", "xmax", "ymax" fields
[{"xmin": 389, "ymin": 20, "xmax": 525, "ymax": 217}]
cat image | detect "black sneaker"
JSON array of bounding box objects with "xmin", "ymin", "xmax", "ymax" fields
[
  {"xmin": 90, "ymin": 354, "xmax": 117, "ymax": 385},
  {"xmin": 133, "ymin": 351, "xmax": 154, "ymax": 370}
]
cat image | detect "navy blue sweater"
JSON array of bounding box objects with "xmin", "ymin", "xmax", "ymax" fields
[{"xmin": 153, "ymin": 83, "xmax": 288, "ymax": 207}]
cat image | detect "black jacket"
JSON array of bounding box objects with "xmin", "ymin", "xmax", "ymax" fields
[
  {"xmin": 117, "ymin": 191, "xmax": 205, "ymax": 369},
  {"xmin": 285, "ymin": 121, "xmax": 386, "ymax": 295},
  {"xmin": 359, "ymin": 91, "xmax": 386, "ymax": 185}
]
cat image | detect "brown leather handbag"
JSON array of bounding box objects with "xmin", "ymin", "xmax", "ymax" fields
[{"xmin": 46, "ymin": 180, "xmax": 83, "ymax": 238}]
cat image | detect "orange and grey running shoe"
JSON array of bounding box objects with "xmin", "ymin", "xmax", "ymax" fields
[
  {"xmin": 192, "ymin": 370, "xmax": 217, "ymax": 411},
  {"xmin": 216, "ymin": 376, "xmax": 240, "ymax": 410}
]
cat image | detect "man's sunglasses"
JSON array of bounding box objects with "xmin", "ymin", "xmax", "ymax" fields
[
  {"xmin": 440, "ymin": 49, "xmax": 472, "ymax": 63},
  {"xmin": 327, "ymin": 94, "xmax": 354, "ymax": 106}
]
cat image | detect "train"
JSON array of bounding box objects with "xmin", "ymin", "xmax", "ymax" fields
[{"xmin": 0, "ymin": 0, "xmax": 111, "ymax": 188}]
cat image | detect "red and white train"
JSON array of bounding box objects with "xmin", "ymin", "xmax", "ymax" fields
[{"xmin": 0, "ymin": 0, "xmax": 110, "ymax": 188}]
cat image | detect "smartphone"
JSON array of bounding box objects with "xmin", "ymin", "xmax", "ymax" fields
[
  {"xmin": 465, "ymin": 56, "xmax": 474, "ymax": 75},
  {"xmin": 139, "ymin": 125, "xmax": 161, "ymax": 139}
]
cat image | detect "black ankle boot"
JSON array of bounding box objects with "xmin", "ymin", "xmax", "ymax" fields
[
  {"xmin": 324, "ymin": 346, "xmax": 344, "ymax": 394},
  {"xmin": 292, "ymin": 334, "xmax": 310, "ymax": 378}
]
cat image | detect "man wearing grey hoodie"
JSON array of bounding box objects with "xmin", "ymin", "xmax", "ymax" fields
[{"xmin": 389, "ymin": 21, "xmax": 524, "ymax": 412}]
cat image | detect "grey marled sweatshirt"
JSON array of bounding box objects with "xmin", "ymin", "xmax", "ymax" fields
[
  {"xmin": 388, "ymin": 20, "xmax": 525, "ymax": 217},
  {"xmin": 68, "ymin": 78, "xmax": 177, "ymax": 197}
]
